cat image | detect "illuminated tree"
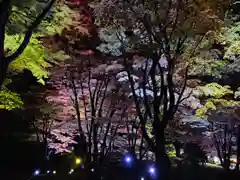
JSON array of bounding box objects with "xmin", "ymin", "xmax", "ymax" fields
[
  {"xmin": 95, "ymin": 0, "xmax": 230, "ymax": 178},
  {"xmin": 0, "ymin": 0, "xmax": 73, "ymax": 110},
  {"xmin": 47, "ymin": 55, "xmax": 135, "ymax": 176},
  {"xmin": 0, "ymin": 0, "xmax": 55, "ymax": 89},
  {"xmin": 195, "ymin": 83, "xmax": 240, "ymax": 170},
  {"xmin": 59, "ymin": 0, "xmax": 99, "ymax": 53}
]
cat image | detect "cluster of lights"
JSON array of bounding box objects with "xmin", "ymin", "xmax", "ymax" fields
[
  {"xmin": 32, "ymin": 157, "xmax": 83, "ymax": 178},
  {"xmin": 69, "ymin": 169, "xmax": 74, "ymax": 174},
  {"xmin": 33, "ymin": 169, "xmax": 56, "ymax": 176},
  {"xmin": 33, "ymin": 168, "xmax": 76, "ymax": 177},
  {"xmin": 33, "ymin": 154, "xmax": 156, "ymax": 179},
  {"xmin": 124, "ymin": 154, "xmax": 157, "ymax": 179}
]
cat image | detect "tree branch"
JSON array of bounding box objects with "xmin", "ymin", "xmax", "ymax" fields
[
  {"xmin": 142, "ymin": 61, "xmax": 152, "ymax": 119},
  {"xmin": 174, "ymin": 65, "xmax": 189, "ymax": 113},
  {"xmin": 5, "ymin": 0, "xmax": 55, "ymax": 64},
  {"xmin": 118, "ymin": 44, "xmax": 155, "ymax": 151}
]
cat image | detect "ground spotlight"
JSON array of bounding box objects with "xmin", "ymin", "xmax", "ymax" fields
[
  {"xmin": 33, "ymin": 169, "xmax": 40, "ymax": 176},
  {"xmin": 148, "ymin": 165, "xmax": 157, "ymax": 179},
  {"xmin": 69, "ymin": 169, "xmax": 74, "ymax": 174},
  {"xmin": 75, "ymin": 157, "xmax": 82, "ymax": 165},
  {"xmin": 124, "ymin": 154, "xmax": 134, "ymax": 167}
]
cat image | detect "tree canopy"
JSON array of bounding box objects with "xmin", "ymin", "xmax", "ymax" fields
[
  {"xmin": 0, "ymin": 0, "xmax": 72, "ymax": 110},
  {"xmin": 3, "ymin": 0, "xmax": 240, "ymax": 178}
]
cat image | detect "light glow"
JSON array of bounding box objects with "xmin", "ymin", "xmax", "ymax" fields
[
  {"xmin": 149, "ymin": 167, "xmax": 155, "ymax": 173},
  {"xmin": 69, "ymin": 169, "xmax": 74, "ymax": 174},
  {"xmin": 75, "ymin": 157, "xmax": 82, "ymax": 165},
  {"xmin": 124, "ymin": 155, "xmax": 133, "ymax": 164},
  {"xmin": 34, "ymin": 169, "xmax": 40, "ymax": 176},
  {"xmin": 148, "ymin": 166, "xmax": 156, "ymax": 175}
]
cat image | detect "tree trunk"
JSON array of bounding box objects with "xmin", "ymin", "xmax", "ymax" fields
[
  {"xmin": 0, "ymin": 31, "xmax": 7, "ymax": 89},
  {"xmin": 236, "ymin": 125, "xmax": 240, "ymax": 171},
  {"xmin": 0, "ymin": 57, "xmax": 7, "ymax": 89},
  {"xmin": 71, "ymin": 75, "xmax": 84, "ymax": 135},
  {"xmin": 155, "ymin": 127, "xmax": 171, "ymax": 180},
  {"xmin": 93, "ymin": 123, "xmax": 98, "ymax": 162},
  {"xmin": 173, "ymin": 141, "xmax": 181, "ymax": 157},
  {"xmin": 0, "ymin": 1, "xmax": 11, "ymax": 89}
]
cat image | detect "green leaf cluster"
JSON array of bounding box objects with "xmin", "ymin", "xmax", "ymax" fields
[
  {"xmin": 196, "ymin": 98, "xmax": 240, "ymax": 119},
  {"xmin": 7, "ymin": 0, "xmax": 50, "ymax": 34},
  {"xmin": 196, "ymin": 83, "xmax": 233, "ymax": 98},
  {"xmin": 5, "ymin": 34, "xmax": 50, "ymax": 85},
  {"xmin": 196, "ymin": 100, "xmax": 216, "ymax": 119},
  {"xmin": 216, "ymin": 22, "xmax": 240, "ymax": 59},
  {"xmin": 145, "ymin": 123, "xmax": 153, "ymax": 138},
  {"xmin": 0, "ymin": 79, "xmax": 24, "ymax": 110},
  {"xmin": 1, "ymin": 2, "xmax": 72, "ymax": 110},
  {"xmin": 7, "ymin": 1, "xmax": 74, "ymax": 35},
  {"xmin": 190, "ymin": 56, "xmax": 227, "ymax": 78},
  {"xmin": 189, "ymin": 22, "xmax": 240, "ymax": 78},
  {"xmin": 167, "ymin": 149, "xmax": 176, "ymax": 157},
  {"xmin": 0, "ymin": 89, "xmax": 24, "ymax": 110},
  {"xmin": 195, "ymin": 83, "xmax": 238, "ymax": 119},
  {"xmin": 39, "ymin": 4, "xmax": 74, "ymax": 36},
  {"xmin": 5, "ymin": 33, "xmax": 70, "ymax": 85}
]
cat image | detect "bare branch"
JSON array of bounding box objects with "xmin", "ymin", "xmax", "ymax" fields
[
  {"xmin": 168, "ymin": 0, "xmax": 183, "ymax": 42},
  {"xmin": 174, "ymin": 65, "xmax": 189, "ymax": 113},
  {"xmin": 121, "ymin": 46, "xmax": 155, "ymax": 151}
]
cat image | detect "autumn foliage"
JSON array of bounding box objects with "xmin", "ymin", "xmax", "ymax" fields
[{"xmin": 62, "ymin": 0, "xmax": 99, "ymax": 51}]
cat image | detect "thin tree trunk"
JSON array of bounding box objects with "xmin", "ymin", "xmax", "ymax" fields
[
  {"xmin": 223, "ymin": 124, "xmax": 230, "ymax": 171},
  {"xmin": 70, "ymin": 73, "xmax": 84, "ymax": 135},
  {"xmin": 155, "ymin": 126, "xmax": 171, "ymax": 180},
  {"xmin": 93, "ymin": 122, "xmax": 98, "ymax": 161},
  {"xmin": 236, "ymin": 125, "xmax": 240, "ymax": 170},
  {"xmin": 173, "ymin": 141, "xmax": 181, "ymax": 157}
]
